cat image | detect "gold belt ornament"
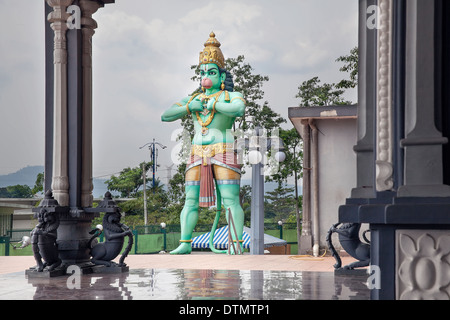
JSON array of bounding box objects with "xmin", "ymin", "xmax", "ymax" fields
[{"xmin": 192, "ymin": 143, "xmax": 233, "ymax": 165}]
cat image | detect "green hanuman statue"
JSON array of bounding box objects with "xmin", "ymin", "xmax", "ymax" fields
[{"xmin": 161, "ymin": 32, "xmax": 246, "ymax": 254}]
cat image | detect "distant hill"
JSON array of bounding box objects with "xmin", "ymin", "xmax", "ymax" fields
[
  {"xmin": 0, "ymin": 165, "xmax": 44, "ymax": 188},
  {"xmin": 0, "ymin": 166, "xmax": 301, "ymax": 198},
  {"xmin": 0, "ymin": 166, "xmax": 109, "ymax": 198}
]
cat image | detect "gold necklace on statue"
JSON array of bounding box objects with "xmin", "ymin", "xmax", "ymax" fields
[
  {"xmin": 199, "ymin": 90, "xmax": 223, "ymax": 102},
  {"xmin": 196, "ymin": 90, "xmax": 223, "ymax": 136}
]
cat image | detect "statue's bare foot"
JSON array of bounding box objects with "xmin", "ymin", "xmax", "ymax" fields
[
  {"xmin": 227, "ymin": 244, "xmax": 243, "ymax": 255},
  {"xmin": 36, "ymin": 262, "xmax": 44, "ymax": 272},
  {"xmin": 170, "ymin": 243, "xmax": 192, "ymax": 255}
]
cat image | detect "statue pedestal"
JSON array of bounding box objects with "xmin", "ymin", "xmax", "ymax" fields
[
  {"xmin": 25, "ymin": 263, "xmax": 129, "ymax": 279},
  {"xmin": 28, "ymin": 191, "xmax": 131, "ymax": 278},
  {"xmin": 91, "ymin": 265, "xmax": 129, "ymax": 274},
  {"xmin": 25, "ymin": 268, "xmax": 66, "ymax": 278},
  {"xmin": 334, "ymin": 268, "xmax": 368, "ymax": 276},
  {"xmin": 56, "ymin": 209, "xmax": 99, "ymax": 266}
]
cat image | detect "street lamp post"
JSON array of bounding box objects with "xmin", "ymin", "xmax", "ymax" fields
[
  {"xmin": 160, "ymin": 222, "xmax": 167, "ymax": 252},
  {"xmin": 278, "ymin": 220, "xmax": 283, "ymax": 240},
  {"xmin": 142, "ymin": 162, "xmax": 148, "ymax": 225},
  {"xmin": 140, "ymin": 139, "xmax": 167, "ymax": 225},
  {"xmin": 238, "ymin": 127, "xmax": 285, "ymax": 255}
]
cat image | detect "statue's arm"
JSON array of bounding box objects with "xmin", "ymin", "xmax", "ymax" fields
[
  {"xmin": 161, "ymin": 96, "xmax": 191, "ymax": 122},
  {"xmin": 46, "ymin": 231, "xmax": 58, "ymax": 239},
  {"xmin": 210, "ymin": 92, "xmax": 245, "ymax": 118},
  {"xmin": 107, "ymin": 232, "xmax": 129, "ymax": 240},
  {"xmin": 161, "ymin": 95, "xmax": 204, "ymax": 122}
]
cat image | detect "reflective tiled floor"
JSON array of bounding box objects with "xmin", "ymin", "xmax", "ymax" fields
[{"xmin": 0, "ymin": 268, "xmax": 370, "ymax": 300}]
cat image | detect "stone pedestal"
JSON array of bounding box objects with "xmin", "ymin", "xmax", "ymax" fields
[
  {"xmin": 26, "ymin": 268, "xmax": 67, "ymax": 278},
  {"xmin": 92, "ymin": 265, "xmax": 130, "ymax": 274}
]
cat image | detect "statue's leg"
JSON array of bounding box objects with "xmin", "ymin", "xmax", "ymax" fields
[
  {"xmin": 32, "ymin": 240, "xmax": 44, "ymax": 272},
  {"xmin": 48, "ymin": 259, "xmax": 62, "ymax": 271},
  {"xmin": 344, "ymin": 259, "xmax": 370, "ymax": 270},
  {"xmin": 170, "ymin": 166, "xmax": 200, "ymax": 255},
  {"xmin": 214, "ymin": 165, "xmax": 244, "ymax": 255}
]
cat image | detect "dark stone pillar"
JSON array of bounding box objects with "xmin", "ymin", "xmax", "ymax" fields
[
  {"xmin": 44, "ymin": 2, "xmax": 54, "ymax": 193},
  {"xmin": 44, "ymin": 0, "xmax": 115, "ymax": 267},
  {"xmin": 67, "ymin": 0, "xmax": 83, "ymax": 210},
  {"xmin": 339, "ymin": 0, "xmax": 450, "ymax": 300},
  {"xmin": 339, "ymin": 0, "xmax": 378, "ymax": 224},
  {"xmin": 351, "ymin": 0, "xmax": 377, "ymax": 200},
  {"xmin": 398, "ymin": 0, "xmax": 450, "ymax": 197}
]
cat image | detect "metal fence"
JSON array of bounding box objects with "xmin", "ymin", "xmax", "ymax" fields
[
  {"xmin": 7, "ymin": 229, "xmax": 31, "ymax": 242},
  {"xmin": 0, "ymin": 223, "xmax": 299, "ymax": 256}
]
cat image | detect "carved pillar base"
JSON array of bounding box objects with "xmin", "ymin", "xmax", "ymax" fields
[
  {"xmin": 57, "ymin": 210, "xmax": 98, "ymax": 265},
  {"xmin": 396, "ymin": 229, "xmax": 450, "ymax": 300}
]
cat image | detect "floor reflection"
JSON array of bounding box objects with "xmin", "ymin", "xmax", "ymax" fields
[{"xmin": 0, "ymin": 269, "xmax": 370, "ymax": 300}]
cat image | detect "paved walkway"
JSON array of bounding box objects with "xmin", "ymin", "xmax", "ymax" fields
[
  {"xmin": 0, "ymin": 254, "xmax": 370, "ymax": 301},
  {"xmin": 0, "ymin": 253, "xmax": 357, "ymax": 274}
]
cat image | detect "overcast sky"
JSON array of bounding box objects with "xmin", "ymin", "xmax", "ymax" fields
[{"xmin": 0, "ymin": 0, "xmax": 358, "ymax": 183}]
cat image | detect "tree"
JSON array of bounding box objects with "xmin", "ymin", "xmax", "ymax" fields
[
  {"xmin": 336, "ymin": 46, "xmax": 358, "ymax": 90},
  {"xmin": 105, "ymin": 162, "xmax": 152, "ymax": 198},
  {"xmin": 0, "ymin": 185, "xmax": 33, "ymax": 198},
  {"xmin": 296, "ymin": 47, "xmax": 358, "ymax": 107},
  {"xmin": 239, "ymin": 184, "xmax": 252, "ymax": 226},
  {"xmin": 31, "ymin": 172, "xmax": 44, "ymax": 196},
  {"xmin": 145, "ymin": 183, "xmax": 170, "ymax": 224},
  {"xmin": 266, "ymin": 127, "xmax": 303, "ymax": 226},
  {"xmin": 0, "ymin": 172, "xmax": 44, "ymax": 198},
  {"xmin": 264, "ymin": 181, "xmax": 296, "ymax": 222},
  {"xmin": 296, "ymin": 76, "xmax": 350, "ymax": 107},
  {"xmin": 167, "ymin": 163, "xmax": 186, "ymax": 204},
  {"xmin": 251, "ymin": 101, "xmax": 286, "ymax": 134},
  {"xmin": 107, "ymin": 177, "xmax": 169, "ymax": 226}
]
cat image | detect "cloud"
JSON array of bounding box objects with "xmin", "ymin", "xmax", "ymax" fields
[
  {"xmin": 280, "ymin": 39, "xmax": 329, "ymax": 71},
  {"xmin": 0, "ymin": 1, "xmax": 45, "ymax": 174},
  {"xmin": 180, "ymin": 1, "xmax": 262, "ymax": 25},
  {"xmin": 91, "ymin": 2, "xmax": 273, "ymax": 176},
  {"xmin": 0, "ymin": 0, "xmax": 358, "ymax": 178}
]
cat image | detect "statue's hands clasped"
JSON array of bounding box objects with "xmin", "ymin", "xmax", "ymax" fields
[
  {"xmin": 188, "ymin": 97, "xmax": 204, "ymax": 113},
  {"xmin": 206, "ymin": 98, "xmax": 216, "ymax": 111}
]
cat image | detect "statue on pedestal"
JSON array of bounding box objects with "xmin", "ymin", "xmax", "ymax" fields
[
  {"xmin": 326, "ymin": 222, "xmax": 370, "ymax": 271},
  {"xmin": 161, "ymin": 32, "xmax": 246, "ymax": 254},
  {"xmin": 30, "ymin": 207, "xmax": 61, "ymax": 272},
  {"xmin": 89, "ymin": 192, "xmax": 133, "ymax": 267}
]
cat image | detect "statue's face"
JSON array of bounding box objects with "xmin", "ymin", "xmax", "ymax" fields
[
  {"xmin": 43, "ymin": 212, "xmax": 55, "ymax": 224},
  {"xmin": 200, "ymin": 63, "xmax": 226, "ymax": 90},
  {"xmin": 107, "ymin": 212, "xmax": 121, "ymax": 224}
]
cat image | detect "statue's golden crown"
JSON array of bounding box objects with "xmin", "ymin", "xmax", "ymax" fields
[{"xmin": 199, "ymin": 32, "xmax": 225, "ymax": 69}]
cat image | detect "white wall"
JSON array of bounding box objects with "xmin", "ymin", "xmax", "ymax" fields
[{"xmin": 313, "ymin": 118, "xmax": 357, "ymax": 249}]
